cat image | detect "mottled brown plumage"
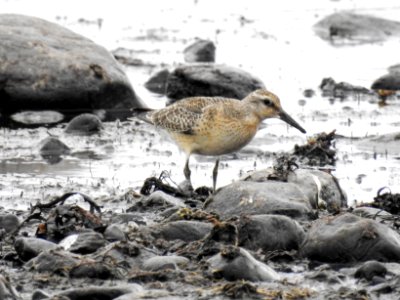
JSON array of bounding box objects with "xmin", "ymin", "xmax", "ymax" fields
[{"xmin": 135, "ymin": 89, "xmax": 306, "ymax": 192}]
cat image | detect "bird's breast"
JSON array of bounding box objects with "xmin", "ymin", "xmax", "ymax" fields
[{"xmin": 171, "ymin": 117, "xmax": 260, "ymax": 156}]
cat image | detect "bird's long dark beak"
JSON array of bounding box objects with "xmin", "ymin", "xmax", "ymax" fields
[{"xmin": 279, "ymin": 110, "xmax": 306, "ymax": 134}]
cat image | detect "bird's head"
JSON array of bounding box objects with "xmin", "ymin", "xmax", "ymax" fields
[{"xmin": 244, "ymin": 89, "xmax": 306, "ymax": 134}]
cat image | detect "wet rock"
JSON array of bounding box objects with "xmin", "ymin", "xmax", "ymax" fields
[
  {"xmin": 127, "ymin": 191, "xmax": 186, "ymax": 213},
  {"xmin": 352, "ymin": 207, "xmax": 393, "ymax": 222},
  {"xmin": 32, "ymin": 289, "xmax": 50, "ymax": 300},
  {"xmin": 151, "ymin": 220, "xmax": 212, "ymax": 242},
  {"xmin": 96, "ymin": 241, "xmax": 155, "ymax": 270},
  {"xmin": 165, "ymin": 64, "xmax": 265, "ymax": 102},
  {"xmin": 145, "ymin": 191, "xmax": 186, "ymax": 208},
  {"xmin": 39, "ymin": 137, "xmax": 71, "ymax": 164},
  {"xmin": 314, "ymin": 12, "xmax": 400, "ymax": 44},
  {"xmin": 208, "ymin": 246, "xmax": 280, "ymax": 282},
  {"xmin": 145, "ymin": 69, "xmax": 170, "ymax": 94},
  {"xmin": 25, "ymin": 249, "xmax": 82, "ymax": 273},
  {"xmin": 53, "ymin": 285, "xmax": 141, "ymax": 300},
  {"xmin": 300, "ymin": 213, "xmax": 400, "ymax": 262},
  {"xmin": 355, "ymin": 261, "xmax": 387, "ymax": 281},
  {"xmin": 238, "ymin": 214, "xmax": 305, "ymax": 251},
  {"xmin": 65, "ymin": 113, "xmax": 103, "ymax": 135},
  {"xmin": 206, "ymin": 181, "xmax": 312, "ymax": 219},
  {"xmin": 371, "ymin": 73, "xmax": 400, "ymax": 93},
  {"xmin": 0, "ymin": 214, "xmax": 20, "ymax": 234},
  {"xmin": 10, "ymin": 110, "xmax": 64, "ymax": 125},
  {"xmin": 142, "ymin": 255, "xmax": 189, "ymax": 271},
  {"xmin": 0, "ymin": 14, "xmax": 145, "ymax": 120},
  {"xmin": 69, "ymin": 261, "xmax": 115, "ymax": 279},
  {"xmin": 184, "ymin": 39, "xmax": 216, "ymax": 63},
  {"xmin": 104, "ymin": 224, "xmax": 126, "ymax": 242},
  {"xmin": 243, "ymin": 167, "xmax": 347, "ymax": 211},
  {"xmin": 287, "ymin": 168, "xmax": 347, "ymax": 211},
  {"xmin": 14, "ymin": 237, "xmax": 59, "ymax": 261},
  {"xmin": 319, "ymin": 77, "xmax": 371, "ymax": 99},
  {"xmin": 65, "ymin": 231, "xmax": 106, "ymax": 254}
]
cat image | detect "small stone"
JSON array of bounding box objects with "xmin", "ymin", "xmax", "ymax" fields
[
  {"xmin": 184, "ymin": 39, "xmax": 216, "ymax": 63},
  {"xmin": 14, "ymin": 237, "xmax": 59, "ymax": 261},
  {"xmin": 104, "ymin": 224, "xmax": 126, "ymax": 242},
  {"xmin": 355, "ymin": 261, "xmax": 387, "ymax": 281},
  {"xmin": 142, "ymin": 255, "xmax": 189, "ymax": 271},
  {"xmin": 0, "ymin": 214, "xmax": 20, "ymax": 234},
  {"xmin": 66, "ymin": 231, "xmax": 106, "ymax": 254},
  {"xmin": 39, "ymin": 137, "xmax": 70, "ymax": 157},
  {"xmin": 65, "ymin": 113, "xmax": 103, "ymax": 135},
  {"xmin": 144, "ymin": 69, "xmax": 170, "ymax": 94},
  {"xmin": 207, "ymin": 246, "xmax": 280, "ymax": 282},
  {"xmin": 152, "ymin": 220, "xmax": 212, "ymax": 242}
]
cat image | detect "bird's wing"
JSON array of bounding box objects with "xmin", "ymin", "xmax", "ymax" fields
[{"xmin": 150, "ymin": 96, "xmax": 236, "ymax": 134}]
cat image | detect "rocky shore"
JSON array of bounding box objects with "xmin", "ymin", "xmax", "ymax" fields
[{"xmin": 1, "ymin": 8, "xmax": 400, "ymax": 300}]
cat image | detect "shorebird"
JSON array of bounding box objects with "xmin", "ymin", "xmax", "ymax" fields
[{"xmin": 134, "ymin": 89, "xmax": 306, "ymax": 192}]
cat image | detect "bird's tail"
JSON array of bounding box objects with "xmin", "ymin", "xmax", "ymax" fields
[{"xmin": 130, "ymin": 107, "xmax": 154, "ymax": 124}]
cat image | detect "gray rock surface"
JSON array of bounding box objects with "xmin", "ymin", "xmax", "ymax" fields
[
  {"xmin": 145, "ymin": 69, "xmax": 170, "ymax": 94},
  {"xmin": 0, "ymin": 214, "xmax": 20, "ymax": 234},
  {"xmin": 300, "ymin": 213, "xmax": 400, "ymax": 262},
  {"xmin": 314, "ymin": 12, "xmax": 400, "ymax": 44},
  {"xmin": 142, "ymin": 255, "xmax": 189, "ymax": 271},
  {"xmin": 0, "ymin": 14, "xmax": 145, "ymax": 120},
  {"xmin": 151, "ymin": 220, "xmax": 212, "ymax": 242},
  {"xmin": 65, "ymin": 113, "xmax": 103, "ymax": 135},
  {"xmin": 207, "ymin": 246, "xmax": 280, "ymax": 282},
  {"xmin": 67, "ymin": 231, "xmax": 107, "ymax": 254},
  {"xmin": 238, "ymin": 214, "xmax": 305, "ymax": 251},
  {"xmin": 14, "ymin": 237, "xmax": 59, "ymax": 261},
  {"xmin": 287, "ymin": 168, "xmax": 347, "ymax": 211},
  {"xmin": 165, "ymin": 64, "xmax": 265, "ymax": 102},
  {"xmin": 206, "ymin": 181, "xmax": 312, "ymax": 219},
  {"xmin": 39, "ymin": 137, "xmax": 70, "ymax": 157},
  {"xmin": 184, "ymin": 39, "xmax": 216, "ymax": 63}
]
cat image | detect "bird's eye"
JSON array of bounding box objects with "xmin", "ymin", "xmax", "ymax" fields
[{"xmin": 263, "ymin": 99, "xmax": 273, "ymax": 107}]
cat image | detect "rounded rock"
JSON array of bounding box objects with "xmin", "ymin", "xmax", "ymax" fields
[
  {"xmin": 14, "ymin": 237, "xmax": 59, "ymax": 261},
  {"xmin": 65, "ymin": 113, "xmax": 103, "ymax": 135},
  {"xmin": 206, "ymin": 181, "xmax": 312, "ymax": 220},
  {"xmin": 238, "ymin": 214, "xmax": 305, "ymax": 251},
  {"xmin": 0, "ymin": 14, "xmax": 145, "ymax": 120},
  {"xmin": 184, "ymin": 39, "xmax": 216, "ymax": 63},
  {"xmin": 300, "ymin": 213, "xmax": 400, "ymax": 262},
  {"xmin": 165, "ymin": 64, "xmax": 265, "ymax": 102}
]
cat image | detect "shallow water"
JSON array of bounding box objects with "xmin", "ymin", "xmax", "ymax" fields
[{"xmin": 1, "ymin": 0, "xmax": 400, "ymax": 210}]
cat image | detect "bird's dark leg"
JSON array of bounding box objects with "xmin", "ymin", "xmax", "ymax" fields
[
  {"xmin": 181, "ymin": 155, "xmax": 194, "ymax": 194},
  {"xmin": 184, "ymin": 156, "xmax": 191, "ymax": 181},
  {"xmin": 212, "ymin": 158, "xmax": 220, "ymax": 192}
]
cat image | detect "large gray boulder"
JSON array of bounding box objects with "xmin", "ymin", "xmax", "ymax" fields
[
  {"xmin": 0, "ymin": 14, "xmax": 145, "ymax": 120},
  {"xmin": 205, "ymin": 181, "xmax": 312, "ymax": 219},
  {"xmin": 165, "ymin": 64, "xmax": 265, "ymax": 102},
  {"xmin": 314, "ymin": 12, "xmax": 400, "ymax": 44},
  {"xmin": 300, "ymin": 213, "xmax": 400, "ymax": 262}
]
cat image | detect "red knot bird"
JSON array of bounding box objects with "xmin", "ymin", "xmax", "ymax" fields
[{"xmin": 134, "ymin": 89, "xmax": 306, "ymax": 192}]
